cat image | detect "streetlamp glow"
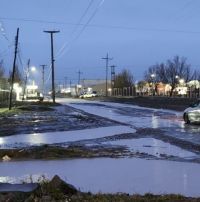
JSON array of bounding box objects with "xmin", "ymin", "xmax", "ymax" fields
[
  {"xmin": 150, "ymin": 74, "xmax": 156, "ymax": 96},
  {"xmin": 31, "ymin": 66, "xmax": 36, "ymax": 72},
  {"xmin": 179, "ymin": 79, "xmax": 185, "ymax": 84}
]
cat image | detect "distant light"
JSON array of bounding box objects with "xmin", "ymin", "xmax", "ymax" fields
[
  {"xmin": 77, "ymin": 85, "xmax": 82, "ymax": 88},
  {"xmin": 13, "ymin": 83, "xmax": 22, "ymax": 101},
  {"xmin": 87, "ymin": 87, "xmax": 92, "ymax": 92},
  {"xmin": 31, "ymin": 66, "xmax": 36, "ymax": 72},
  {"xmin": 175, "ymin": 75, "xmax": 179, "ymax": 79},
  {"xmin": 13, "ymin": 83, "xmax": 22, "ymax": 93},
  {"xmin": 179, "ymin": 79, "xmax": 185, "ymax": 84},
  {"xmin": 27, "ymin": 84, "xmax": 38, "ymax": 90},
  {"xmin": 108, "ymin": 88, "xmax": 112, "ymax": 92},
  {"xmin": 151, "ymin": 74, "xmax": 155, "ymax": 78}
]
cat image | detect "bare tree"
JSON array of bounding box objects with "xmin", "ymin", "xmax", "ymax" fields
[
  {"xmin": 191, "ymin": 70, "xmax": 200, "ymax": 81},
  {"xmin": 114, "ymin": 69, "xmax": 134, "ymax": 88},
  {"xmin": 144, "ymin": 56, "xmax": 192, "ymax": 96}
]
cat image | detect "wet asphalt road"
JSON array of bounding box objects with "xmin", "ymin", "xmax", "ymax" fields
[{"xmin": 62, "ymin": 99, "xmax": 200, "ymax": 145}]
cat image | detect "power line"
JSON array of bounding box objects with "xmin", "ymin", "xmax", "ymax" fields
[
  {"xmin": 56, "ymin": 0, "xmax": 105, "ymax": 60},
  {"xmin": 44, "ymin": 64, "xmax": 52, "ymax": 84},
  {"xmin": 2, "ymin": 16, "xmax": 200, "ymax": 35},
  {"xmin": 56, "ymin": 0, "xmax": 94, "ymax": 58}
]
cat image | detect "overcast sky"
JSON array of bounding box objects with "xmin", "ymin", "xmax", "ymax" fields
[{"xmin": 0, "ymin": 0, "xmax": 200, "ymax": 86}]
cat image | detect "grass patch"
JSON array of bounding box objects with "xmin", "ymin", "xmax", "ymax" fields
[
  {"xmin": 0, "ymin": 101, "xmax": 57, "ymax": 116},
  {"xmin": 0, "ymin": 145, "xmax": 128, "ymax": 160}
]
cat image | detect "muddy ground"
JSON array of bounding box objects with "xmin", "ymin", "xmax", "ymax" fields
[{"xmin": 0, "ymin": 103, "xmax": 121, "ymax": 137}]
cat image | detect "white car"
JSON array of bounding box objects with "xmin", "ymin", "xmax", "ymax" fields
[
  {"xmin": 183, "ymin": 100, "xmax": 200, "ymax": 124},
  {"xmin": 79, "ymin": 91, "xmax": 97, "ymax": 99}
]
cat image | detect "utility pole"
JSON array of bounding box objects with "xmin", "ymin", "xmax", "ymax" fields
[
  {"xmin": 110, "ymin": 65, "xmax": 116, "ymax": 95},
  {"xmin": 9, "ymin": 28, "xmax": 19, "ymax": 110},
  {"xmin": 102, "ymin": 53, "xmax": 113, "ymax": 96},
  {"xmin": 40, "ymin": 64, "xmax": 47, "ymax": 95},
  {"xmin": 64, "ymin": 76, "xmax": 67, "ymax": 88},
  {"xmin": 77, "ymin": 70, "xmax": 83, "ymax": 85},
  {"xmin": 44, "ymin": 30, "xmax": 60, "ymax": 103},
  {"xmin": 22, "ymin": 59, "xmax": 30, "ymax": 101}
]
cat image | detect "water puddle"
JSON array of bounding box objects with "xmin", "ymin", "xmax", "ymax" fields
[
  {"xmin": 0, "ymin": 126, "xmax": 135, "ymax": 149},
  {"xmin": 68, "ymin": 102, "xmax": 183, "ymax": 129},
  {"xmin": 0, "ymin": 158, "xmax": 200, "ymax": 197},
  {"xmin": 105, "ymin": 138, "xmax": 197, "ymax": 159},
  {"xmin": 67, "ymin": 101, "xmax": 200, "ymax": 145}
]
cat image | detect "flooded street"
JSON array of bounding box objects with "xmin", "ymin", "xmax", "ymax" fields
[
  {"xmin": 62, "ymin": 98, "xmax": 200, "ymax": 145},
  {"xmin": 0, "ymin": 98, "xmax": 200, "ymax": 197}
]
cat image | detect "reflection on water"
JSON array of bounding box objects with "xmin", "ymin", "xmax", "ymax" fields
[
  {"xmin": 0, "ymin": 158, "xmax": 200, "ymax": 197},
  {"xmin": 105, "ymin": 138, "xmax": 197, "ymax": 158},
  {"xmin": 0, "ymin": 126, "xmax": 135, "ymax": 149},
  {"xmin": 152, "ymin": 115, "xmax": 159, "ymax": 128}
]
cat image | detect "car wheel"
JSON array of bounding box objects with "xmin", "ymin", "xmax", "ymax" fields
[{"xmin": 183, "ymin": 113, "xmax": 190, "ymax": 124}]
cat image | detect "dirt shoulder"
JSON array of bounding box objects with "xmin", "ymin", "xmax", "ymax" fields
[{"xmin": 91, "ymin": 96, "xmax": 198, "ymax": 111}]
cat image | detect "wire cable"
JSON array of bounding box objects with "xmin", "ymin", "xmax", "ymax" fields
[
  {"xmin": 56, "ymin": 0, "xmax": 95, "ymax": 58},
  {"xmin": 1, "ymin": 15, "xmax": 200, "ymax": 34},
  {"xmin": 56, "ymin": 0, "xmax": 105, "ymax": 60}
]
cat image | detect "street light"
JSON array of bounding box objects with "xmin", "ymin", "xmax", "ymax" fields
[
  {"xmin": 150, "ymin": 74, "xmax": 156, "ymax": 96},
  {"xmin": 22, "ymin": 64, "xmax": 37, "ymax": 100},
  {"xmin": 179, "ymin": 79, "xmax": 185, "ymax": 85},
  {"xmin": 31, "ymin": 66, "xmax": 36, "ymax": 72}
]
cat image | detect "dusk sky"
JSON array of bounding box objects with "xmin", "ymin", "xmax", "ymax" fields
[{"xmin": 0, "ymin": 0, "xmax": 200, "ymax": 86}]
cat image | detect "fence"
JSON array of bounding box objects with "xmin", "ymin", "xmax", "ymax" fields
[
  {"xmin": 113, "ymin": 86, "xmax": 200, "ymax": 98},
  {"xmin": 113, "ymin": 86, "xmax": 136, "ymax": 97}
]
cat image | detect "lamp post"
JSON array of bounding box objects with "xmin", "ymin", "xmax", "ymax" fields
[{"xmin": 22, "ymin": 62, "xmax": 37, "ymax": 100}]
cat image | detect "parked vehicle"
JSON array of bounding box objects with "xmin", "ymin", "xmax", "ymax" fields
[
  {"xmin": 79, "ymin": 91, "xmax": 97, "ymax": 98},
  {"xmin": 183, "ymin": 100, "xmax": 200, "ymax": 124}
]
